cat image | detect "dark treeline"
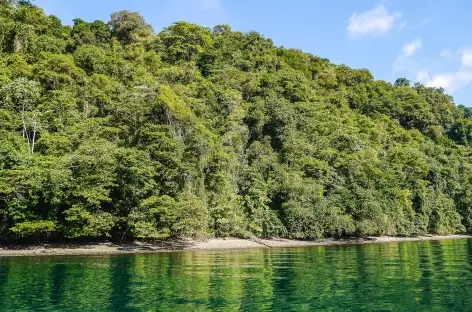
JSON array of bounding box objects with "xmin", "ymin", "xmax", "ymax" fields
[{"xmin": 1, "ymin": 0, "xmax": 472, "ymax": 242}]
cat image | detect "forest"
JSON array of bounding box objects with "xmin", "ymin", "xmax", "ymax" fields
[{"xmin": 1, "ymin": 0, "xmax": 472, "ymax": 242}]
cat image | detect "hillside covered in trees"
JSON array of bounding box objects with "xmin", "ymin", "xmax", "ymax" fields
[{"xmin": 2, "ymin": 1, "xmax": 472, "ymax": 242}]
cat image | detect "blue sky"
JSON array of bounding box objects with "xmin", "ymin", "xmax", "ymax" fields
[{"xmin": 35, "ymin": 0, "xmax": 472, "ymax": 105}]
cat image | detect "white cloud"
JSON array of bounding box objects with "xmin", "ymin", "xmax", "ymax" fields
[
  {"xmin": 416, "ymin": 69, "xmax": 430, "ymax": 82},
  {"xmin": 396, "ymin": 45, "xmax": 472, "ymax": 93},
  {"xmin": 419, "ymin": 18, "xmax": 429, "ymax": 27},
  {"xmin": 347, "ymin": 4, "xmax": 402, "ymax": 39},
  {"xmin": 398, "ymin": 21, "xmax": 407, "ymax": 29},
  {"xmin": 414, "ymin": 47, "xmax": 472, "ymax": 93},
  {"xmin": 439, "ymin": 49, "xmax": 452, "ymax": 59},
  {"xmin": 393, "ymin": 38, "xmax": 422, "ymax": 73},
  {"xmin": 402, "ymin": 38, "xmax": 422, "ymax": 57},
  {"xmin": 461, "ymin": 49, "xmax": 472, "ymax": 67},
  {"xmin": 424, "ymin": 72, "xmax": 472, "ymax": 93},
  {"xmin": 393, "ymin": 55, "xmax": 417, "ymax": 74}
]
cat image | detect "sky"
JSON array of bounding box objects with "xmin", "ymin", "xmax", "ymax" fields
[{"xmin": 35, "ymin": 0, "xmax": 472, "ymax": 105}]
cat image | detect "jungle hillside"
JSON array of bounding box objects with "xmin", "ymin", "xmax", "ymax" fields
[{"xmin": 2, "ymin": 0, "xmax": 472, "ymax": 242}]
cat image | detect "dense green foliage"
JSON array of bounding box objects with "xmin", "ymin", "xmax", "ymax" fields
[{"xmin": 1, "ymin": 1, "xmax": 472, "ymax": 241}]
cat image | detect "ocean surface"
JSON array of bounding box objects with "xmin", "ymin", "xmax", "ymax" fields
[{"xmin": 0, "ymin": 239, "xmax": 471, "ymax": 311}]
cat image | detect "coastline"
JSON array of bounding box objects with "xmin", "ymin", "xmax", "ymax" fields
[{"xmin": 0, "ymin": 234, "xmax": 470, "ymax": 257}]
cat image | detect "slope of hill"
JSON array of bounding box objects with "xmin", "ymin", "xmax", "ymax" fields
[{"xmin": 1, "ymin": 0, "xmax": 472, "ymax": 242}]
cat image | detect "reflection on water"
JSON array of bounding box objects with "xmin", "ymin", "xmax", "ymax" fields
[{"xmin": 0, "ymin": 239, "xmax": 471, "ymax": 311}]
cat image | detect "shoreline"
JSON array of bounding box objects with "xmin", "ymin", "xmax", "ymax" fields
[{"xmin": 0, "ymin": 234, "xmax": 470, "ymax": 257}]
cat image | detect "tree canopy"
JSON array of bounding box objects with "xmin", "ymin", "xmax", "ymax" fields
[{"xmin": 1, "ymin": 1, "xmax": 472, "ymax": 242}]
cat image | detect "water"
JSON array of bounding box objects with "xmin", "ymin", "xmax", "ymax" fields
[{"xmin": 0, "ymin": 239, "xmax": 471, "ymax": 311}]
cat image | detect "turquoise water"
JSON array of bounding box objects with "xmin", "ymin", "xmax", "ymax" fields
[{"xmin": 0, "ymin": 239, "xmax": 471, "ymax": 311}]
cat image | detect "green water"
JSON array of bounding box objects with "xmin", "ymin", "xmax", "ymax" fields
[{"xmin": 0, "ymin": 239, "xmax": 471, "ymax": 311}]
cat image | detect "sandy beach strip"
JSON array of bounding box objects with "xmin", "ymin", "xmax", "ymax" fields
[{"xmin": 0, "ymin": 234, "xmax": 470, "ymax": 257}]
